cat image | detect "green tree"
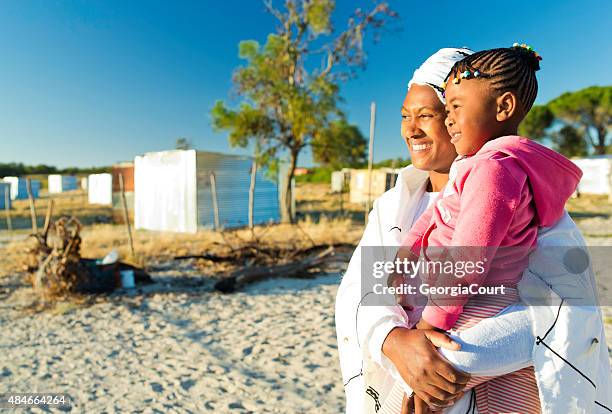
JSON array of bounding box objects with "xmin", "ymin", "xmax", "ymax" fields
[
  {"xmin": 311, "ymin": 119, "xmax": 367, "ymax": 169},
  {"xmin": 0, "ymin": 162, "xmax": 109, "ymax": 176},
  {"xmin": 175, "ymin": 137, "xmax": 192, "ymax": 150},
  {"xmin": 519, "ymin": 86, "xmax": 611, "ymax": 156},
  {"xmin": 373, "ymin": 157, "xmax": 410, "ymax": 168},
  {"xmin": 211, "ymin": 0, "xmax": 397, "ymax": 223},
  {"xmin": 519, "ymin": 105, "xmax": 554, "ymax": 140},
  {"xmin": 553, "ymin": 125, "xmax": 588, "ymax": 157},
  {"xmin": 549, "ymin": 86, "xmax": 611, "ymax": 154}
]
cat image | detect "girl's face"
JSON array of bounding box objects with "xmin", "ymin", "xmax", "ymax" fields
[
  {"xmin": 401, "ymin": 84, "xmax": 457, "ymax": 173},
  {"xmin": 443, "ymin": 75, "xmax": 499, "ymax": 156}
]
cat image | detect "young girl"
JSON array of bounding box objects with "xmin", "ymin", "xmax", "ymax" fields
[{"xmin": 393, "ymin": 45, "xmax": 583, "ymax": 413}]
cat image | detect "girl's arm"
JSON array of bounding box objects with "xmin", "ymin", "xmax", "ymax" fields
[{"xmin": 438, "ymin": 302, "xmax": 533, "ymax": 380}]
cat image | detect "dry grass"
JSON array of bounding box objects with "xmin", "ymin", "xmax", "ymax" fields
[
  {"xmin": 296, "ymin": 183, "xmax": 365, "ymax": 220},
  {"xmin": 1, "ymin": 215, "xmax": 364, "ymax": 279},
  {"xmin": 3, "ymin": 182, "xmax": 609, "ymax": 280},
  {"xmin": 1, "ymin": 182, "xmax": 368, "ymax": 279},
  {"xmin": 1, "ymin": 189, "xmax": 111, "ymax": 230},
  {"xmin": 566, "ymin": 194, "xmax": 612, "ymax": 219}
]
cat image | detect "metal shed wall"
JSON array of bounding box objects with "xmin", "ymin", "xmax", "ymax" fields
[
  {"xmin": 87, "ymin": 174, "xmax": 113, "ymax": 205},
  {"xmin": 195, "ymin": 152, "xmax": 280, "ymax": 229},
  {"xmin": 349, "ymin": 169, "xmax": 397, "ymax": 204},
  {"xmin": 3, "ymin": 177, "xmax": 40, "ymax": 200},
  {"xmin": 0, "ymin": 183, "xmax": 11, "ymax": 210},
  {"xmin": 331, "ymin": 169, "xmax": 351, "ymax": 193},
  {"xmin": 571, "ymin": 156, "xmax": 612, "ymax": 195},
  {"xmin": 112, "ymin": 163, "xmax": 135, "ymax": 192},
  {"xmin": 112, "ymin": 163, "xmax": 135, "ymax": 224},
  {"xmin": 134, "ymin": 150, "xmax": 197, "ymax": 233},
  {"xmin": 48, "ymin": 175, "xmax": 78, "ymax": 193}
]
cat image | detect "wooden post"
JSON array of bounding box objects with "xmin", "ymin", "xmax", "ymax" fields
[
  {"xmin": 338, "ymin": 171, "xmax": 344, "ymax": 216},
  {"xmin": 365, "ymin": 102, "xmax": 376, "ymax": 222},
  {"xmin": 119, "ymin": 173, "xmax": 135, "ymax": 257},
  {"xmin": 210, "ymin": 173, "xmax": 220, "ymax": 230},
  {"xmin": 26, "ymin": 178, "xmax": 38, "ymax": 233},
  {"xmin": 4, "ymin": 186, "xmax": 12, "ymax": 234},
  {"xmin": 248, "ymin": 161, "xmax": 257, "ymax": 229},
  {"xmin": 290, "ymin": 176, "xmax": 296, "ymax": 221},
  {"xmin": 609, "ymin": 173, "xmax": 612, "ymax": 203},
  {"xmin": 42, "ymin": 199, "xmax": 54, "ymax": 243}
]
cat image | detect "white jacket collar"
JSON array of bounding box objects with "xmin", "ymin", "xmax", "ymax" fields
[{"xmin": 397, "ymin": 164, "xmax": 429, "ymax": 195}]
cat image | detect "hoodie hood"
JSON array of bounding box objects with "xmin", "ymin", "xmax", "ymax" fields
[{"xmin": 476, "ymin": 136, "xmax": 583, "ymax": 227}]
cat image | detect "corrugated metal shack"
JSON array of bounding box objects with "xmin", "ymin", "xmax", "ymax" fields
[
  {"xmin": 0, "ymin": 182, "xmax": 11, "ymax": 210},
  {"xmin": 134, "ymin": 150, "xmax": 281, "ymax": 233},
  {"xmin": 571, "ymin": 156, "xmax": 612, "ymax": 196},
  {"xmin": 48, "ymin": 174, "xmax": 78, "ymax": 193},
  {"xmin": 349, "ymin": 169, "xmax": 398, "ymax": 204},
  {"xmin": 112, "ymin": 162, "xmax": 135, "ymax": 223},
  {"xmin": 2, "ymin": 177, "xmax": 41, "ymax": 200},
  {"xmin": 87, "ymin": 173, "xmax": 113, "ymax": 205},
  {"xmin": 331, "ymin": 169, "xmax": 351, "ymax": 193}
]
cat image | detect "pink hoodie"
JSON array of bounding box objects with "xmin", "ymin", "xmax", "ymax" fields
[{"xmin": 402, "ymin": 136, "xmax": 583, "ymax": 330}]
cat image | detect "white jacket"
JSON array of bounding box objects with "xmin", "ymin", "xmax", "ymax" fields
[{"xmin": 335, "ymin": 165, "xmax": 612, "ymax": 414}]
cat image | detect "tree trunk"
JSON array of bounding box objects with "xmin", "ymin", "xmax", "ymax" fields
[
  {"xmin": 279, "ymin": 150, "xmax": 298, "ymax": 224},
  {"xmin": 595, "ymin": 125, "xmax": 607, "ymax": 155}
]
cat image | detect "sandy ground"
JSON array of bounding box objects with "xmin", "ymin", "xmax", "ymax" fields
[
  {"xmin": 1, "ymin": 244, "xmax": 611, "ymax": 413},
  {"xmin": 0, "ymin": 189, "xmax": 611, "ymax": 413},
  {"xmin": 0, "ymin": 264, "xmax": 345, "ymax": 413}
]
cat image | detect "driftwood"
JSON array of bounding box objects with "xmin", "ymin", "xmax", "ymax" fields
[
  {"xmin": 174, "ymin": 243, "xmax": 355, "ymax": 265},
  {"xmin": 29, "ymin": 216, "xmax": 89, "ymax": 298},
  {"xmin": 214, "ymin": 244, "xmax": 353, "ymax": 293},
  {"xmin": 172, "ymin": 224, "xmax": 356, "ymax": 293},
  {"xmin": 174, "ymin": 253, "xmax": 229, "ymax": 263},
  {"xmin": 27, "ymin": 215, "xmax": 152, "ymax": 298}
]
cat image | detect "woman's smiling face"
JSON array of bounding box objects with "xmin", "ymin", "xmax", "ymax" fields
[{"xmin": 401, "ymin": 84, "xmax": 457, "ymax": 173}]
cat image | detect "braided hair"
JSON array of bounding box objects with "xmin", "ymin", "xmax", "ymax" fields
[{"xmin": 446, "ymin": 46, "xmax": 541, "ymax": 113}]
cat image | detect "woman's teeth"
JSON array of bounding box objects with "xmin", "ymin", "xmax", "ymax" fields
[{"xmin": 412, "ymin": 143, "xmax": 432, "ymax": 152}]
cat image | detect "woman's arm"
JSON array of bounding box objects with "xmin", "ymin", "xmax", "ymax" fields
[{"xmin": 335, "ymin": 198, "xmax": 469, "ymax": 410}]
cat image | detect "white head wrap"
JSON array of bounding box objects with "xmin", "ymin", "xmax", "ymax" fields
[{"xmin": 407, "ymin": 47, "xmax": 475, "ymax": 103}]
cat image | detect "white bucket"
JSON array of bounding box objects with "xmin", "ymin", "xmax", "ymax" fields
[{"xmin": 120, "ymin": 270, "xmax": 135, "ymax": 289}]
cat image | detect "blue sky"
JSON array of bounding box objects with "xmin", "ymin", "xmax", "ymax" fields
[{"xmin": 1, "ymin": 0, "xmax": 610, "ymax": 168}]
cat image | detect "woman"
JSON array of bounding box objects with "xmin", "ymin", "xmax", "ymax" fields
[{"xmin": 335, "ymin": 48, "xmax": 611, "ymax": 414}]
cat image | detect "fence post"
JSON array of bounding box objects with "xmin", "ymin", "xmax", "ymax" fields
[
  {"xmin": 339, "ymin": 183, "xmax": 344, "ymax": 216},
  {"xmin": 365, "ymin": 102, "xmax": 376, "ymax": 223},
  {"xmin": 42, "ymin": 199, "xmax": 54, "ymax": 243},
  {"xmin": 248, "ymin": 161, "xmax": 257, "ymax": 229},
  {"xmin": 4, "ymin": 186, "xmax": 12, "ymax": 234},
  {"xmin": 119, "ymin": 173, "xmax": 135, "ymax": 257},
  {"xmin": 210, "ymin": 173, "xmax": 220, "ymax": 230},
  {"xmin": 26, "ymin": 178, "xmax": 38, "ymax": 233},
  {"xmin": 291, "ymin": 177, "xmax": 296, "ymax": 221}
]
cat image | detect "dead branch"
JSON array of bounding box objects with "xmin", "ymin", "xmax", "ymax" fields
[{"xmin": 214, "ymin": 244, "xmax": 352, "ymax": 293}]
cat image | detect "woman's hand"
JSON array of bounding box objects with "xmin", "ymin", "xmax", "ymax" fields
[
  {"xmin": 416, "ymin": 319, "xmax": 438, "ymax": 331},
  {"xmin": 383, "ymin": 327, "xmax": 470, "ymax": 410},
  {"xmin": 404, "ymin": 392, "xmax": 465, "ymax": 414}
]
